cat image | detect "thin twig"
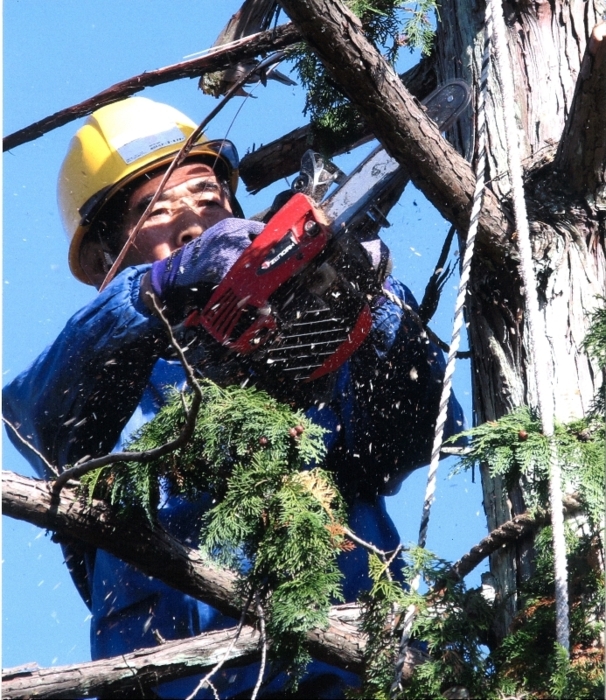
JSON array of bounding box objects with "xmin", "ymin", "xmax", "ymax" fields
[
  {"xmin": 52, "ymin": 296, "xmax": 203, "ymax": 494},
  {"xmin": 342, "ymin": 526, "xmax": 392, "ymax": 560},
  {"xmin": 251, "ymin": 597, "xmax": 268, "ymax": 700},
  {"xmin": 99, "ymin": 50, "xmax": 287, "ymax": 291},
  {"xmin": 185, "ymin": 589, "xmax": 256, "ymax": 700},
  {"xmin": 3, "ymin": 24, "xmax": 300, "ymax": 152},
  {"xmin": 2, "ymin": 416, "xmax": 59, "ymax": 476}
]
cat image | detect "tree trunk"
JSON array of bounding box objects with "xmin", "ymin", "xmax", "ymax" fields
[{"xmin": 434, "ymin": 0, "xmax": 606, "ymax": 635}]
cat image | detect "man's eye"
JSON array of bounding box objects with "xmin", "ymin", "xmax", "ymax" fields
[{"xmin": 148, "ymin": 207, "xmax": 169, "ymax": 218}]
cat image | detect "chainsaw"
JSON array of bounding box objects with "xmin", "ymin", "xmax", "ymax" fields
[{"xmin": 178, "ymin": 81, "xmax": 470, "ymax": 401}]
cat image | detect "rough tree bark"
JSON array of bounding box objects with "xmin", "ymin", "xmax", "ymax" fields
[
  {"xmin": 2, "ymin": 627, "xmax": 262, "ymax": 700},
  {"xmin": 433, "ymin": 0, "xmax": 605, "ymax": 633},
  {"xmin": 1, "ymin": 471, "xmax": 365, "ymax": 674},
  {"xmin": 277, "ymin": 0, "xmax": 605, "ymax": 640}
]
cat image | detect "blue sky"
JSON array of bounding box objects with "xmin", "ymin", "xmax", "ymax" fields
[{"xmin": 3, "ymin": 0, "xmax": 486, "ymax": 671}]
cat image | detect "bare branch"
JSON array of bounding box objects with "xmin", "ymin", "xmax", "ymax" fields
[
  {"xmin": 447, "ymin": 495, "xmax": 583, "ymax": 582},
  {"xmin": 3, "ymin": 23, "xmax": 300, "ymax": 152},
  {"xmin": 276, "ymin": 0, "xmax": 514, "ymax": 266},
  {"xmin": 2, "ymin": 471, "xmax": 366, "ymax": 672},
  {"xmin": 239, "ymin": 57, "xmax": 437, "ymax": 192},
  {"xmin": 2, "ymin": 626, "xmax": 261, "ymax": 700},
  {"xmin": 554, "ymin": 22, "xmax": 606, "ymax": 203}
]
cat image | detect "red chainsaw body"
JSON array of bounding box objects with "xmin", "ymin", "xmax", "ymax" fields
[{"xmin": 183, "ymin": 192, "xmax": 373, "ymax": 382}]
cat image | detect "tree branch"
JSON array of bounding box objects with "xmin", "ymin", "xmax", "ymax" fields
[
  {"xmin": 2, "ymin": 627, "xmax": 261, "ymax": 700},
  {"xmin": 447, "ymin": 494, "xmax": 583, "ymax": 582},
  {"xmin": 2, "ymin": 471, "xmax": 365, "ymax": 672},
  {"xmin": 275, "ymin": 0, "xmax": 514, "ymax": 266},
  {"xmin": 3, "ymin": 23, "xmax": 300, "ymax": 152},
  {"xmin": 553, "ymin": 22, "xmax": 606, "ymax": 204},
  {"xmin": 239, "ymin": 57, "xmax": 437, "ymax": 192},
  {"xmin": 5, "ymin": 470, "xmax": 582, "ymax": 696}
]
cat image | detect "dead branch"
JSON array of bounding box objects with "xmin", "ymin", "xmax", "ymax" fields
[
  {"xmin": 3, "ymin": 23, "xmax": 300, "ymax": 153},
  {"xmin": 2, "ymin": 471, "xmax": 365, "ymax": 672},
  {"xmin": 200, "ymin": 0, "xmax": 284, "ymax": 97},
  {"xmin": 554, "ymin": 22, "xmax": 606, "ymax": 203},
  {"xmin": 212, "ymin": 0, "xmax": 280, "ymax": 46},
  {"xmin": 239, "ymin": 57, "xmax": 437, "ymax": 192},
  {"xmin": 448, "ymin": 494, "xmax": 583, "ymax": 582},
  {"xmin": 276, "ymin": 0, "xmax": 514, "ymax": 266},
  {"xmin": 2, "ymin": 627, "xmax": 261, "ymax": 700}
]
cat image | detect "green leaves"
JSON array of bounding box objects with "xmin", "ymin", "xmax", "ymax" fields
[
  {"xmin": 81, "ymin": 378, "xmax": 345, "ymax": 686},
  {"xmin": 81, "ymin": 380, "xmax": 328, "ymax": 520}
]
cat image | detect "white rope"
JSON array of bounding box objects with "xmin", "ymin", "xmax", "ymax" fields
[
  {"xmin": 389, "ymin": 7, "xmax": 493, "ymax": 694},
  {"xmin": 488, "ymin": 0, "xmax": 569, "ymax": 652}
]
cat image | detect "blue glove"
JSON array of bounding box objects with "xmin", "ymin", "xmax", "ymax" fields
[{"xmin": 149, "ymin": 218, "xmax": 265, "ymax": 317}]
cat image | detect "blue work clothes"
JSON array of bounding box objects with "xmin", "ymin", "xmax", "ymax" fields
[{"xmin": 4, "ymin": 262, "xmax": 465, "ymax": 698}]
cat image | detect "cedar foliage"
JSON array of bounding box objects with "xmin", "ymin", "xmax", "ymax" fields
[
  {"xmin": 80, "ymin": 376, "xmax": 604, "ymax": 697},
  {"xmin": 81, "ymin": 381, "xmax": 347, "ymax": 684},
  {"xmin": 291, "ymin": 0, "xmax": 437, "ymax": 141}
]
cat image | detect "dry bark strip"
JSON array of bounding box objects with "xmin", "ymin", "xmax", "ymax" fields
[
  {"xmin": 2, "ymin": 626, "xmax": 261, "ymax": 700},
  {"xmin": 3, "ymin": 23, "xmax": 300, "ymax": 153},
  {"xmin": 2, "ymin": 471, "xmax": 365, "ymax": 673},
  {"xmin": 276, "ymin": 0, "xmax": 514, "ymax": 266},
  {"xmin": 554, "ymin": 22, "xmax": 606, "ymax": 202}
]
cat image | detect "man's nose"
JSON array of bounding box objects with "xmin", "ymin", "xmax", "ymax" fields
[{"xmin": 172, "ymin": 207, "xmax": 204, "ymax": 247}]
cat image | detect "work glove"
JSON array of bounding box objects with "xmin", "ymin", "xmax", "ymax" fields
[{"xmin": 149, "ymin": 218, "xmax": 265, "ymax": 320}]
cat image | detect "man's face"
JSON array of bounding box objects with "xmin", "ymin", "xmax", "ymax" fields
[{"xmin": 119, "ymin": 162, "xmax": 233, "ymax": 266}]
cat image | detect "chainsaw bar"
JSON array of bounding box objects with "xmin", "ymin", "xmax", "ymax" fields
[{"xmin": 181, "ymin": 81, "xmax": 470, "ymax": 393}]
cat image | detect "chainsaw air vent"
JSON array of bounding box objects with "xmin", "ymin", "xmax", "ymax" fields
[
  {"xmin": 203, "ymin": 287, "xmax": 242, "ymax": 339},
  {"xmin": 262, "ymin": 306, "xmax": 352, "ymax": 381}
]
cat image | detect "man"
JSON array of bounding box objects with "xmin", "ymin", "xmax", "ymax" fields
[{"xmin": 4, "ymin": 97, "xmax": 464, "ymax": 698}]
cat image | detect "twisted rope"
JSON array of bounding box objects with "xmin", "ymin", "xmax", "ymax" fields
[
  {"xmin": 488, "ymin": 0, "xmax": 569, "ymax": 652},
  {"xmin": 389, "ymin": 7, "xmax": 493, "ymax": 695}
]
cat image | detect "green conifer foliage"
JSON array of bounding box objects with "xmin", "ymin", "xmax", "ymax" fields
[
  {"xmin": 291, "ymin": 0, "xmax": 437, "ymax": 142},
  {"xmin": 583, "ymin": 297, "xmax": 606, "ymax": 415},
  {"xmin": 81, "ymin": 380, "xmax": 348, "ymax": 684}
]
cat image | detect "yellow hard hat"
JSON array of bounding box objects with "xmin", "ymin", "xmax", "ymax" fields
[{"xmin": 58, "ymin": 97, "xmax": 240, "ymax": 284}]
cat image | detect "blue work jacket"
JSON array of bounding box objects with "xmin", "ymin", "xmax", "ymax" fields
[{"xmin": 4, "ymin": 264, "xmax": 464, "ymax": 698}]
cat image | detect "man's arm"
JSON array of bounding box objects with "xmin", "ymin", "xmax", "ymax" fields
[{"xmin": 3, "ymin": 266, "xmax": 169, "ymax": 477}]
